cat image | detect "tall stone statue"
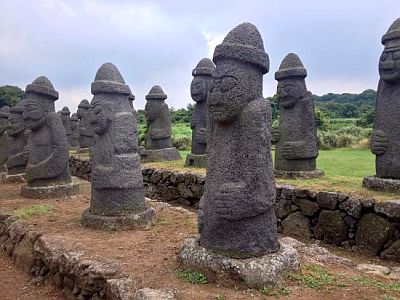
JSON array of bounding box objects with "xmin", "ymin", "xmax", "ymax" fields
[
  {"xmin": 179, "ymin": 23, "xmax": 299, "ymax": 288},
  {"xmin": 364, "ymin": 18, "xmax": 400, "ymax": 192},
  {"xmin": 0, "ymin": 106, "xmax": 10, "ymax": 173},
  {"xmin": 185, "ymin": 58, "xmax": 215, "ymax": 168},
  {"xmin": 81, "ymin": 63, "xmax": 155, "ymax": 229},
  {"xmin": 60, "ymin": 106, "xmax": 72, "ymax": 146},
  {"xmin": 21, "ymin": 76, "xmax": 80, "ymax": 198},
  {"xmin": 77, "ymin": 99, "xmax": 93, "ymax": 149},
  {"xmin": 6, "ymin": 100, "xmax": 28, "ymax": 182},
  {"xmin": 273, "ymin": 53, "xmax": 323, "ymax": 179},
  {"xmin": 141, "ymin": 85, "xmax": 181, "ymax": 162},
  {"xmin": 70, "ymin": 113, "xmax": 80, "ymax": 148}
]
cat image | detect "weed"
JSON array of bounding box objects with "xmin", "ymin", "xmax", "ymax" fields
[
  {"xmin": 176, "ymin": 269, "xmax": 208, "ymax": 284},
  {"xmin": 15, "ymin": 204, "xmax": 56, "ymax": 220},
  {"xmin": 215, "ymin": 294, "xmax": 224, "ymax": 300},
  {"xmin": 351, "ymin": 276, "xmax": 400, "ymax": 292},
  {"xmin": 287, "ymin": 264, "xmax": 337, "ymax": 289}
]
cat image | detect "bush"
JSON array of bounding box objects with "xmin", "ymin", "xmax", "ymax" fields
[{"xmin": 172, "ymin": 136, "xmax": 191, "ymax": 151}]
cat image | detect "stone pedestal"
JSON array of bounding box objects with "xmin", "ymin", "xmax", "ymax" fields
[
  {"xmin": 2, "ymin": 173, "xmax": 26, "ymax": 184},
  {"xmin": 21, "ymin": 177, "xmax": 82, "ymax": 199},
  {"xmin": 178, "ymin": 237, "xmax": 299, "ymax": 289},
  {"xmin": 275, "ymin": 169, "xmax": 324, "ymax": 179},
  {"xmin": 81, "ymin": 207, "xmax": 156, "ymax": 230},
  {"xmin": 363, "ymin": 176, "xmax": 400, "ymax": 192},
  {"xmin": 185, "ymin": 154, "xmax": 206, "ymax": 168},
  {"xmin": 141, "ymin": 148, "xmax": 181, "ymax": 163}
]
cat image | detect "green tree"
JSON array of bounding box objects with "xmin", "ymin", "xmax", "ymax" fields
[{"xmin": 0, "ymin": 85, "xmax": 25, "ymax": 108}]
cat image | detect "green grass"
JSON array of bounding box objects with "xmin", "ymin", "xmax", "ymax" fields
[
  {"xmin": 15, "ymin": 204, "xmax": 57, "ymax": 220},
  {"xmin": 287, "ymin": 264, "xmax": 342, "ymax": 289},
  {"xmin": 176, "ymin": 269, "xmax": 208, "ymax": 284},
  {"xmin": 350, "ymin": 276, "xmax": 400, "ymax": 292},
  {"xmin": 172, "ymin": 123, "xmax": 192, "ymax": 138}
]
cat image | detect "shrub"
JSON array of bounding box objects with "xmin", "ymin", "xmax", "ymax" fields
[{"xmin": 173, "ymin": 136, "xmax": 191, "ymax": 151}]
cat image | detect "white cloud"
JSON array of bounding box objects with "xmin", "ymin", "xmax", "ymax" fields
[{"xmin": 201, "ymin": 31, "xmax": 224, "ymax": 59}]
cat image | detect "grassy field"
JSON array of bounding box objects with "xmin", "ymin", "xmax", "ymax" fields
[{"xmin": 144, "ymin": 148, "xmax": 398, "ymax": 200}]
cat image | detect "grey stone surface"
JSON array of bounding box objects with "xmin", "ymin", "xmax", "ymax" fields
[
  {"xmin": 199, "ymin": 23, "xmax": 279, "ymax": 258},
  {"xmin": 316, "ymin": 191, "xmax": 338, "ymax": 210},
  {"xmin": 0, "ymin": 105, "xmax": 10, "ymax": 172},
  {"xmin": 381, "ymin": 240, "xmax": 400, "ymax": 262},
  {"xmin": 374, "ymin": 199, "xmax": 400, "ymax": 220},
  {"xmin": 356, "ymin": 213, "xmax": 394, "ymax": 254},
  {"xmin": 144, "ymin": 85, "xmax": 173, "ymax": 150},
  {"xmin": 21, "ymin": 177, "xmax": 82, "ymax": 199},
  {"xmin": 363, "ymin": 176, "xmax": 400, "ymax": 192},
  {"xmin": 275, "ymin": 169, "xmax": 324, "ymax": 179},
  {"xmin": 178, "ymin": 237, "xmax": 299, "ymax": 289},
  {"xmin": 274, "ymin": 53, "xmax": 319, "ymax": 172},
  {"xmin": 82, "ymin": 63, "xmax": 155, "ymax": 230},
  {"xmin": 370, "ymin": 18, "xmax": 400, "ymax": 179},
  {"xmin": 7, "ymin": 101, "xmax": 28, "ymax": 175},
  {"xmin": 185, "ymin": 153, "xmax": 207, "ymax": 168},
  {"xmin": 77, "ymin": 99, "xmax": 93, "ymax": 148},
  {"xmin": 141, "ymin": 148, "xmax": 181, "ymax": 163},
  {"xmin": 60, "ymin": 106, "xmax": 72, "ymax": 146},
  {"xmin": 134, "ymin": 288, "xmax": 175, "ymax": 300},
  {"xmin": 22, "ymin": 76, "xmax": 73, "ymax": 193},
  {"xmin": 282, "ymin": 212, "xmax": 312, "ymax": 240},
  {"xmin": 187, "ymin": 58, "xmax": 215, "ymax": 160},
  {"xmin": 339, "ymin": 196, "xmax": 362, "ymax": 218},
  {"xmin": 294, "ymin": 198, "xmax": 319, "ymax": 216},
  {"xmin": 70, "ymin": 113, "xmax": 80, "ymax": 147},
  {"xmin": 356, "ymin": 264, "xmax": 391, "ymax": 276},
  {"xmin": 314, "ymin": 210, "xmax": 348, "ymax": 246}
]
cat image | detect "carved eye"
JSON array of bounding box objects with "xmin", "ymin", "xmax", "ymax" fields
[
  {"xmin": 283, "ymin": 85, "xmax": 295, "ymax": 93},
  {"xmin": 93, "ymin": 105, "xmax": 103, "ymax": 115},
  {"xmin": 220, "ymin": 76, "xmax": 238, "ymax": 92},
  {"xmin": 393, "ymin": 51, "xmax": 400, "ymax": 60},
  {"xmin": 380, "ymin": 52, "xmax": 388, "ymax": 61}
]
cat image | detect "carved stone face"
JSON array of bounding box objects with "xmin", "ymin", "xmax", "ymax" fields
[
  {"xmin": 145, "ymin": 101, "xmax": 161, "ymax": 122},
  {"xmin": 89, "ymin": 103, "xmax": 110, "ymax": 135},
  {"xmin": 277, "ymin": 79, "xmax": 305, "ymax": 109},
  {"xmin": 208, "ymin": 60, "xmax": 250, "ymax": 123},
  {"xmin": 76, "ymin": 106, "xmax": 87, "ymax": 119},
  {"xmin": 191, "ymin": 77, "xmax": 207, "ymax": 103},
  {"xmin": 8, "ymin": 114, "xmax": 24, "ymax": 137},
  {"xmin": 379, "ymin": 48, "xmax": 400, "ymax": 83},
  {"xmin": 0, "ymin": 117, "xmax": 8, "ymax": 135},
  {"xmin": 23, "ymin": 103, "xmax": 46, "ymax": 131}
]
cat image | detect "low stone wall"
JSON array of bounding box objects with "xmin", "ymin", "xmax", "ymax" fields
[{"xmin": 69, "ymin": 156, "xmax": 400, "ymax": 261}]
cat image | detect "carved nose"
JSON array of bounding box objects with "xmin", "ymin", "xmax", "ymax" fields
[{"xmin": 381, "ymin": 61, "xmax": 395, "ymax": 70}]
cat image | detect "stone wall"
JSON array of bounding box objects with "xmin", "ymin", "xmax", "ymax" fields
[{"xmin": 69, "ymin": 156, "xmax": 400, "ymax": 261}]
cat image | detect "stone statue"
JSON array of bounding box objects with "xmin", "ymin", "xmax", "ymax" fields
[
  {"xmin": 21, "ymin": 76, "xmax": 79, "ymax": 198},
  {"xmin": 141, "ymin": 85, "xmax": 181, "ymax": 162},
  {"xmin": 179, "ymin": 23, "xmax": 299, "ymax": 288},
  {"xmin": 60, "ymin": 106, "xmax": 72, "ymax": 146},
  {"xmin": 0, "ymin": 106, "xmax": 10, "ymax": 173},
  {"xmin": 70, "ymin": 113, "xmax": 80, "ymax": 148},
  {"xmin": 77, "ymin": 99, "xmax": 93, "ymax": 148},
  {"xmin": 273, "ymin": 53, "xmax": 322, "ymax": 179},
  {"xmin": 185, "ymin": 58, "xmax": 215, "ymax": 168},
  {"xmin": 81, "ymin": 63, "xmax": 155, "ymax": 229},
  {"xmin": 363, "ymin": 18, "xmax": 400, "ymax": 192},
  {"xmin": 6, "ymin": 100, "xmax": 28, "ymax": 177}
]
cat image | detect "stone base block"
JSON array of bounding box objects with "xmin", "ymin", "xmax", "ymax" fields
[
  {"xmin": 21, "ymin": 177, "xmax": 82, "ymax": 199},
  {"xmin": 275, "ymin": 169, "xmax": 324, "ymax": 179},
  {"xmin": 2, "ymin": 173, "xmax": 26, "ymax": 184},
  {"xmin": 363, "ymin": 176, "xmax": 400, "ymax": 192},
  {"xmin": 141, "ymin": 148, "xmax": 182, "ymax": 163},
  {"xmin": 81, "ymin": 207, "xmax": 156, "ymax": 230},
  {"xmin": 178, "ymin": 237, "xmax": 300, "ymax": 289},
  {"xmin": 77, "ymin": 147, "xmax": 91, "ymax": 154},
  {"xmin": 185, "ymin": 154, "xmax": 207, "ymax": 168}
]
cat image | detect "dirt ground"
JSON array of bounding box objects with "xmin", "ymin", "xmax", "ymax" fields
[{"xmin": 0, "ymin": 181, "xmax": 399, "ymax": 300}]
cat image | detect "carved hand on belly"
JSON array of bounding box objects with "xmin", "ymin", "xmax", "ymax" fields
[
  {"xmin": 195, "ymin": 128, "xmax": 206, "ymax": 144},
  {"xmin": 371, "ymin": 130, "xmax": 389, "ymax": 155}
]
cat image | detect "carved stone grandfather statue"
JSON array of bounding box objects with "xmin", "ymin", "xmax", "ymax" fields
[
  {"xmin": 70, "ymin": 113, "xmax": 80, "ymax": 148},
  {"xmin": 274, "ymin": 53, "xmax": 323, "ymax": 179},
  {"xmin": 77, "ymin": 99, "xmax": 93, "ymax": 149},
  {"xmin": 5, "ymin": 100, "xmax": 28, "ymax": 182},
  {"xmin": 0, "ymin": 106, "xmax": 10, "ymax": 173},
  {"xmin": 185, "ymin": 58, "xmax": 215, "ymax": 168},
  {"xmin": 21, "ymin": 76, "xmax": 80, "ymax": 198},
  {"xmin": 179, "ymin": 23, "xmax": 299, "ymax": 289},
  {"xmin": 141, "ymin": 85, "xmax": 181, "ymax": 162},
  {"xmin": 81, "ymin": 63, "xmax": 155, "ymax": 229},
  {"xmin": 60, "ymin": 106, "xmax": 72, "ymax": 146},
  {"xmin": 363, "ymin": 18, "xmax": 400, "ymax": 192}
]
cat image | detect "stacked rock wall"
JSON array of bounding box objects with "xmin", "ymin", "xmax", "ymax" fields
[{"xmin": 69, "ymin": 157, "xmax": 400, "ymax": 261}]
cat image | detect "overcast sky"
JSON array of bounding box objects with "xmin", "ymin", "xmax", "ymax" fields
[{"xmin": 1, "ymin": 0, "xmax": 399, "ymax": 111}]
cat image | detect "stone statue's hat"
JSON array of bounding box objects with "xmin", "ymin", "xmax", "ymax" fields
[
  {"xmin": 78, "ymin": 99, "xmax": 90, "ymax": 109},
  {"xmin": 0, "ymin": 105, "xmax": 10, "ymax": 118},
  {"xmin": 275, "ymin": 53, "xmax": 307, "ymax": 80},
  {"xmin": 25, "ymin": 76, "xmax": 59, "ymax": 100},
  {"xmin": 192, "ymin": 58, "xmax": 215, "ymax": 76},
  {"xmin": 70, "ymin": 113, "xmax": 78, "ymax": 121},
  {"xmin": 213, "ymin": 22, "xmax": 269, "ymax": 74},
  {"xmin": 146, "ymin": 85, "xmax": 167, "ymax": 100},
  {"xmin": 10, "ymin": 100, "xmax": 26, "ymax": 114},
  {"xmin": 382, "ymin": 18, "xmax": 400, "ymax": 48},
  {"xmin": 91, "ymin": 63, "xmax": 131, "ymax": 95},
  {"xmin": 61, "ymin": 106, "xmax": 70, "ymax": 115}
]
